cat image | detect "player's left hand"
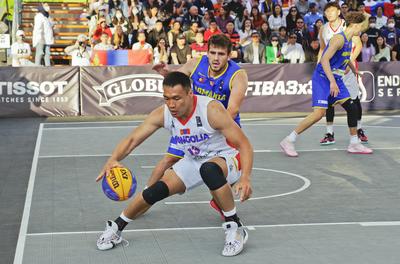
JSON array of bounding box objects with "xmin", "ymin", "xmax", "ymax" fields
[
  {"xmin": 330, "ymin": 82, "xmax": 339, "ymax": 97},
  {"xmin": 234, "ymin": 179, "xmax": 252, "ymax": 202}
]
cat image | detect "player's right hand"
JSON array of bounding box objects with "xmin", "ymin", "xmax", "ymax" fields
[
  {"xmin": 330, "ymin": 82, "xmax": 339, "ymax": 97},
  {"xmin": 96, "ymin": 159, "xmax": 124, "ymax": 182}
]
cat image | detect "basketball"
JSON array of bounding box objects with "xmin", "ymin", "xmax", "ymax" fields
[{"xmin": 102, "ymin": 167, "xmax": 137, "ymax": 201}]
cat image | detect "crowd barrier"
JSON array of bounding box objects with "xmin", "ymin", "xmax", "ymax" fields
[{"xmin": 0, "ymin": 62, "xmax": 399, "ymax": 117}]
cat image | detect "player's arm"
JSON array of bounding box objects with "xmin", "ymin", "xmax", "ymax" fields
[
  {"xmin": 96, "ymin": 106, "xmax": 164, "ymax": 181},
  {"xmin": 227, "ymin": 70, "xmax": 248, "ymax": 119},
  {"xmin": 152, "ymin": 56, "xmax": 198, "ymax": 77},
  {"xmin": 207, "ymin": 101, "xmax": 253, "ymax": 202},
  {"xmin": 351, "ymin": 36, "xmax": 362, "ymax": 62},
  {"xmin": 317, "ymin": 25, "xmax": 326, "ymax": 62},
  {"xmin": 320, "ymin": 34, "xmax": 345, "ymax": 97}
]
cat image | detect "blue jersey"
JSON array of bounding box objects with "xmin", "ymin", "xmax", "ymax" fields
[
  {"xmin": 315, "ymin": 32, "xmax": 352, "ymax": 78},
  {"xmin": 190, "ymin": 55, "xmax": 243, "ymax": 125}
]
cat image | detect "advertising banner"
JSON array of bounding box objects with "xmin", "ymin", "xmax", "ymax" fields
[
  {"xmin": 0, "ymin": 66, "xmax": 80, "ymax": 117},
  {"xmin": 80, "ymin": 66, "xmax": 165, "ymax": 116}
]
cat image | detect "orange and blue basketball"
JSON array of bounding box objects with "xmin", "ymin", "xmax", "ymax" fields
[{"xmin": 102, "ymin": 167, "xmax": 137, "ymax": 201}]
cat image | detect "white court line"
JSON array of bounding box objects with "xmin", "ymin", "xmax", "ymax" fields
[
  {"xmin": 42, "ymin": 115, "xmax": 400, "ymax": 125},
  {"xmin": 26, "ymin": 221, "xmax": 400, "ymax": 237},
  {"xmin": 43, "ymin": 125, "xmax": 137, "ymax": 130},
  {"xmin": 164, "ymin": 168, "xmax": 311, "ymax": 205},
  {"xmin": 38, "ymin": 146, "xmax": 400, "ymax": 159},
  {"xmin": 13, "ymin": 123, "xmax": 44, "ymax": 264}
]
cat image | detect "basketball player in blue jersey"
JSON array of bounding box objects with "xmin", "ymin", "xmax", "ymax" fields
[
  {"xmin": 152, "ymin": 34, "xmax": 248, "ymax": 216},
  {"xmin": 96, "ymin": 72, "xmax": 253, "ymax": 256},
  {"xmin": 280, "ymin": 12, "xmax": 373, "ymax": 157}
]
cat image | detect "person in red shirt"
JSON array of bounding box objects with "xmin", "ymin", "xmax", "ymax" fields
[
  {"xmin": 204, "ymin": 19, "xmax": 222, "ymax": 42},
  {"xmin": 190, "ymin": 31, "xmax": 208, "ymax": 58},
  {"xmin": 92, "ymin": 17, "xmax": 113, "ymax": 44}
]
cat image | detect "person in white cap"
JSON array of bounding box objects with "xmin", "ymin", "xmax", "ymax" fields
[
  {"xmin": 11, "ymin": 30, "xmax": 34, "ymax": 67},
  {"xmin": 64, "ymin": 34, "xmax": 92, "ymax": 66}
]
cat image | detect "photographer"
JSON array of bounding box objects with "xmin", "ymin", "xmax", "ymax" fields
[{"xmin": 64, "ymin": 34, "xmax": 92, "ymax": 66}]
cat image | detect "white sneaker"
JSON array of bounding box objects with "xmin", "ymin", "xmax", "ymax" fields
[
  {"xmin": 222, "ymin": 221, "xmax": 248, "ymax": 257},
  {"xmin": 280, "ymin": 137, "xmax": 298, "ymax": 157},
  {"xmin": 347, "ymin": 142, "xmax": 373, "ymax": 154},
  {"xmin": 97, "ymin": 221, "xmax": 123, "ymax": 250}
]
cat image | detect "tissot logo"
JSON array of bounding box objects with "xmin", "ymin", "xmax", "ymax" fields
[
  {"xmin": 93, "ymin": 74, "xmax": 164, "ymax": 106},
  {"xmin": 0, "ymin": 81, "xmax": 67, "ymax": 95}
]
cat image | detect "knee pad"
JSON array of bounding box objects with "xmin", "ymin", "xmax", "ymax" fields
[
  {"xmin": 353, "ymin": 97, "xmax": 362, "ymax": 120},
  {"xmin": 342, "ymin": 99, "xmax": 358, "ymax": 128},
  {"xmin": 142, "ymin": 181, "xmax": 169, "ymax": 205},
  {"xmin": 200, "ymin": 162, "xmax": 227, "ymax": 191},
  {"xmin": 326, "ymin": 104, "xmax": 335, "ymax": 122}
]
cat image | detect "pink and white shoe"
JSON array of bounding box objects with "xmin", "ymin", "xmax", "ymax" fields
[
  {"xmin": 347, "ymin": 143, "xmax": 373, "ymax": 154},
  {"xmin": 280, "ymin": 137, "xmax": 298, "ymax": 157}
]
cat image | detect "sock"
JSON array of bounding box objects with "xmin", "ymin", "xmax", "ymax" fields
[
  {"xmin": 350, "ymin": 135, "xmax": 359, "ymax": 144},
  {"xmin": 357, "ymin": 121, "xmax": 362, "ymax": 130},
  {"xmin": 326, "ymin": 125, "xmax": 333, "ymax": 135},
  {"xmin": 223, "ymin": 207, "xmax": 242, "ymax": 227},
  {"xmin": 287, "ymin": 131, "xmax": 298, "ymax": 142},
  {"xmin": 114, "ymin": 212, "xmax": 132, "ymax": 231}
]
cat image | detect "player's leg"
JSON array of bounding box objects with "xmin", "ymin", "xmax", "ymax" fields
[
  {"xmin": 354, "ymin": 97, "xmax": 368, "ymax": 143},
  {"xmin": 200, "ymin": 156, "xmax": 248, "ymax": 256},
  {"xmin": 321, "ymin": 104, "xmax": 336, "ymax": 145},
  {"xmin": 146, "ymin": 154, "xmax": 181, "ymax": 187},
  {"xmin": 97, "ymin": 168, "xmax": 186, "ymax": 250},
  {"xmin": 281, "ymin": 72, "xmax": 329, "ymax": 157},
  {"xmin": 335, "ymin": 79, "xmax": 372, "ymax": 154}
]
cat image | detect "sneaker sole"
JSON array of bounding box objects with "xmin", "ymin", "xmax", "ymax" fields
[
  {"xmin": 279, "ymin": 143, "xmax": 298, "ymax": 157},
  {"xmin": 320, "ymin": 141, "xmax": 335, "ymax": 145},
  {"xmin": 347, "ymin": 151, "xmax": 373, "ymax": 154},
  {"xmin": 222, "ymin": 229, "xmax": 249, "ymax": 257}
]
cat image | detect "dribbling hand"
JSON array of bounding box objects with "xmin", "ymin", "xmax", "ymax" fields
[{"xmin": 96, "ymin": 159, "xmax": 124, "ymax": 182}]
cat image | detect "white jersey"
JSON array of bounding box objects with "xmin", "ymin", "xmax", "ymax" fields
[
  {"xmin": 321, "ymin": 19, "xmax": 346, "ymax": 46},
  {"xmin": 11, "ymin": 42, "xmax": 32, "ymax": 67},
  {"xmin": 164, "ymin": 95, "xmax": 236, "ymax": 161}
]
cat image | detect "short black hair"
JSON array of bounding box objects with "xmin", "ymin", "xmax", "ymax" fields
[
  {"xmin": 163, "ymin": 72, "xmax": 191, "ymax": 93},
  {"xmin": 324, "ymin": 2, "xmax": 340, "ymax": 11}
]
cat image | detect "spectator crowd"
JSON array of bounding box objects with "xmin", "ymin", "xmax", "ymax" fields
[{"xmin": 11, "ymin": 0, "xmax": 400, "ymax": 66}]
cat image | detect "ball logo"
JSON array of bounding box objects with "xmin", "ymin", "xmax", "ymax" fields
[
  {"xmin": 93, "ymin": 74, "xmax": 164, "ymax": 106},
  {"xmin": 109, "ymin": 171, "xmax": 120, "ymax": 189},
  {"xmin": 120, "ymin": 169, "xmax": 129, "ymax": 180}
]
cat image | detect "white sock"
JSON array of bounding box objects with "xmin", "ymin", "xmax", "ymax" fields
[
  {"xmin": 287, "ymin": 131, "xmax": 298, "ymax": 142},
  {"xmin": 326, "ymin": 125, "xmax": 333, "ymax": 134},
  {"xmin": 357, "ymin": 121, "xmax": 362, "ymax": 130},
  {"xmin": 120, "ymin": 212, "xmax": 133, "ymax": 223},
  {"xmin": 222, "ymin": 207, "xmax": 237, "ymax": 218},
  {"xmin": 350, "ymin": 135, "xmax": 359, "ymax": 144}
]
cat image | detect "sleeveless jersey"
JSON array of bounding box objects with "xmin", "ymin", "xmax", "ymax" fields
[
  {"xmin": 164, "ymin": 95, "xmax": 236, "ymax": 160},
  {"xmin": 321, "ymin": 19, "xmax": 346, "ymax": 46},
  {"xmin": 316, "ymin": 32, "xmax": 352, "ymax": 78},
  {"xmin": 190, "ymin": 55, "xmax": 243, "ymax": 125}
]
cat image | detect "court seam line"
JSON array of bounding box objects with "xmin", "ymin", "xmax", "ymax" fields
[
  {"xmin": 41, "ymin": 115, "xmax": 400, "ymax": 125},
  {"xmin": 37, "ymin": 146, "xmax": 400, "ymax": 159},
  {"xmin": 13, "ymin": 123, "xmax": 44, "ymax": 264},
  {"xmin": 25, "ymin": 221, "xmax": 400, "ymax": 236},
  {"xmin": 41, "ymin": 124, "xmax": 400, "ymax": 130}
]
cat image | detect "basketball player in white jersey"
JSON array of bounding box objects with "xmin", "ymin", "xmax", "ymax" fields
[
  {"xmin": 318, "ymin": 2, "xmax": 369, "ymax": 145},
  {"xmin": 96, "ymin": 71, "xmax": 253, "ymax": 257}
]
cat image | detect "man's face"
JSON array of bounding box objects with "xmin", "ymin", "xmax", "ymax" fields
[
  {"xmin": 296, "ymin": 19, "xmax": 304, "ymax": 29},
  {"xmin": 288, "ymin": 34, "xmax": 297, "ymax": 44},
  {"xmin": 178, "ymin": 37, "xmax": 186, "ymax": 45},
  {"xmin": 210, "ymin": 22, "xmax": 217, "ymax": 30},
  {"xmin": 207, "ymin": 45, "xmax": 229, "ymax": 73},
  {"xmin": 138, "ymin": 33, "xmax": 146, "ymax": 42},
  {"xmin": 191, "ymin": 23, "xmax": 199, "ymax": 32},
  {"xmin": 163, "ymin": 85, "xmax": 193, "ymax": 118},
  {"xmin": 325, "ymin": 7, "xmax": 340, "ymax": 22}
]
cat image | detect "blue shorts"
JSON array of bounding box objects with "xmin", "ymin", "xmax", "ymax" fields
[{"xmin": 312, "ymin": 71, "xmax": 350, "ymax": 109}]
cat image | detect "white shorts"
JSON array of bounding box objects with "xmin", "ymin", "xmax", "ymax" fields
[
  {"xmin": 343, "ymin": 71, "xmax": 360, "ymax": 100},
  {"xmin": 172, "ymin": 152, "xmax": 241, "ymax": 191}
]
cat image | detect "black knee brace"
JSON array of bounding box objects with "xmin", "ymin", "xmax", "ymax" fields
[
  {"xmin": 353, "ymin": 97, "xmax": 362, "ymax": 121},
  {"xmin": 142, "ymin": 181, "xmax": 169, "ymax": 205},
  {"xmin": 341, "ymin": 99, "xmax": 358, "ymax": 128},
  {"xmin": 200, "ymin": 162, "xmax": 227, "ymax": 191},
  {"xmin": 326, "ymin": 104, "xmax": 335, "ymax": 123}
]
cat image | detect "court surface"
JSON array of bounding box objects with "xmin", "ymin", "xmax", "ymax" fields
[{"xmin": 8, "ymin": 115, "xmax": 400, "ymax": 264}]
